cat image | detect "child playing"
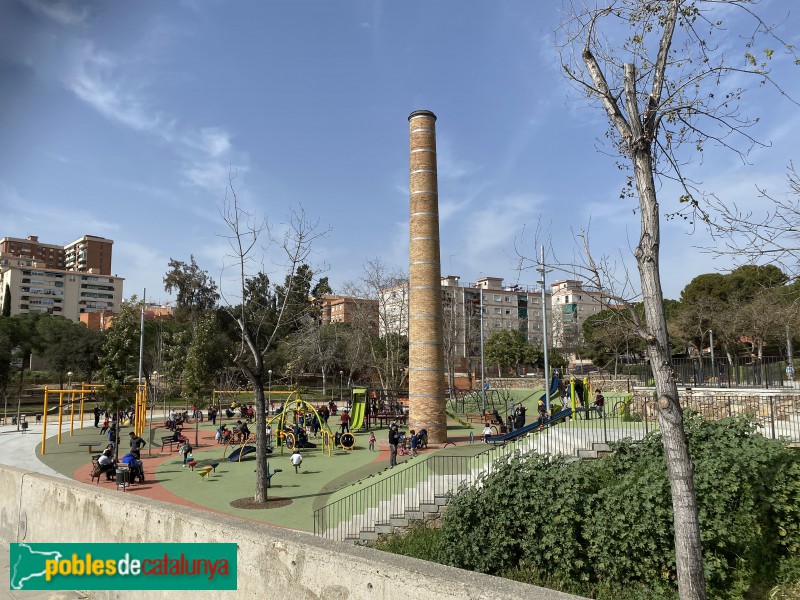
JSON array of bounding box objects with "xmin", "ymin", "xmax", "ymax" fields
[
  {"xmin": 368, "ymin": 431, "xmax": 376, "ymax": 452},
  {"xmin": 179, "ymin": 441, "xmax": 193, "ymax": 467}
]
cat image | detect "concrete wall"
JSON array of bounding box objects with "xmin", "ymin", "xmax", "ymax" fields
[{"xmin": 0, "ymin": 465, "xmax": 586, "ymax": 600}]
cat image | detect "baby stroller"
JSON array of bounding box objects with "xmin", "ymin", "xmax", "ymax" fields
[{"xmin": 417, "ymin": 429, "xmax": 428, "ymax": 450}]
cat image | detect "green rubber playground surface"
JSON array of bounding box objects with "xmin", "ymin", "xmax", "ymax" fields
[{"xmin": 34, "ymin": 386, "xmax": 625, "ymax": 532}]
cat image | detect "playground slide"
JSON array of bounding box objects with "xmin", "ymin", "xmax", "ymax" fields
[
  {"xmin": 348, "ymin": 393, "xmax": 366, "ymax": 431},
  {"xmin": 228, "ymin": 445, "xmax": 256, "ymax": 462},
  {"xmin": 485, "ymin": 407, "xmax": 573, "ymax": 444},
  {"xmin": 539, "ymin": 374, "xmax": 561, "ymax": 409}
]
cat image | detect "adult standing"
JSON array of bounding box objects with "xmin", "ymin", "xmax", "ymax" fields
[
  {"xmin": 340, "ymin": 409, "xmax": 350, "ymax": 434},
  {"xmin": 128, "ymin": 431, "xmax": 146, "ymax": 452},
  {"xmin": 594, "ymin": 389, "xmax": 605, "ymax": 419},
  {"xmin": 93, "ymin": 406, "xmax": 101, "ymax": 428},
  {"xmin": 388, "ymin": 424, "xmax": 399, "ymax": 467}
]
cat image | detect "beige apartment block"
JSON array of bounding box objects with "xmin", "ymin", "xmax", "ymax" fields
[
  {"xmin": 0, "ymin": 259, "xmax": 123, "ymax": 323},
  {"xmin": 549, "ymin": 279, "xmax": 603, "ymax": 348},
  {"xmin": 380, "ymin": 275, "xmax": 553, "ymax": 373}
]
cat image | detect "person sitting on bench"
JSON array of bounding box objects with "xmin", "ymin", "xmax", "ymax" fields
[
  {"xmin": 171, "ymin": 428, "xmax": 187, "ymax": 444},
  {"xmin": 235, "ymin": 420, "xmax": 250, "ymax": 442},
  {"xmin": 98, "ymin": 448, "xmax": 116, "ymax": 480},
  {"xmin": 120, "ymin": 450, "xmax": 144, "ymax": 483}
]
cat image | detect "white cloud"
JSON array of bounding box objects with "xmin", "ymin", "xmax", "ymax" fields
[
  {"xmin": 64, "ymin": 43, "xmax": 174, "ymax": 137},
  {"xmin": 20, "ymin": 0, "xmax": 87, "ymax": 26},
  {"xmin": 62, "ymin": 41, "xmax": 248, "ymax": 199}
]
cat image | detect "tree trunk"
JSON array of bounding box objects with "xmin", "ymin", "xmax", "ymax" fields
[
  {"xmin": 633, "ymin": 147, "xmax": 706, "ymax": 599},
  {"xmin": 252, "ymin": 381, "xmax": 267, "ymax": 502},
  {"xmin": 238, "ymin": 354, "xmax": 268, "ymax": 503}
]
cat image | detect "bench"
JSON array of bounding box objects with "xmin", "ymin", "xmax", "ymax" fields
[
  {"xmin": 78, "ymin": 442, "xmax": 104, "ymax": 454},
  {"xmin": 372, "ymin": 412, "xmax": 408, "ymax": 428},
  {"xmin": 466, "ymin": 413, "xmax": 493, "ymax": 424},
  {"xmin": 161, "ymin": 435, "xmax": 182, "ymax": 452}
]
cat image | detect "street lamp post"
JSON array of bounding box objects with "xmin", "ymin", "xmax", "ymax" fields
[
  {"xmin": 479, "ymin": 287, "xmax": 486, "ymax": 414},
  {"xmin": 268, "ymin": 370, "xmax": 272, "ymax": 414},
  {"xmin": 149, "ymin": 371, "xmax": 158, "ymax": 457},
  {"xmin": 707, "ymin": 329, "xmax": 715, "ymax": 384},
  {"xmin": 536, "ymin": 246, "xmax": 552, "ymax": 413}
]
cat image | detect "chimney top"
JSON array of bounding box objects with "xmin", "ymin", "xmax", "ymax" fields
[{"xmin": 408, "ymin": 110, "xmax": 437, "ymax": 122}]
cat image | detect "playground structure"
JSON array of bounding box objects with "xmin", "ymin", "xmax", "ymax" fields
[
  {"xmin": 211, "ymin": 388, "xmax": 369, "ymax": 463},
  {"xmin": 40, "ymin": 382, "xmax": 150, "ymax": 455},
  {"xmin": 224, "ymin": 433, "xmax": 258, "ymax": 462},
  {"xmin": 362, "ymin": 387, "xmax": 408, "ymax": 429},
  {"xmin": 274, "ymin": 393, "xmax": 335, "ymax": 456}
]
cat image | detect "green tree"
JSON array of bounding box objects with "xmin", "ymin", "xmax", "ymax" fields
[
  {"xmin": 71, "ymin": 326, "xmax": 104, "ymax": 383},
  {"xmin": 182, "ymin": 314, "xmax": 221, "ymax": 401},
  {"xmin": 484, "ymin": 330, "xmax": 538, "ymax": 377},
  {"xmin": 35, "ymin": 316, "xmax": 85, "ymax": 389},
  {"xmin": 583, "ymin": 308, "xmax": 645, "ymax": 374},
  {"xmin": 163, "ymin": 256, "xmax": 220, "ymax": 322}
]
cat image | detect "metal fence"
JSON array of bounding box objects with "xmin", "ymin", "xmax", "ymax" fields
[
  {"xmin": 631, "ymin": 356, "xmax": 794, "ymax": 388},
  {"xmin": 313, "ymin": 392, "xmax": 800, "ymax": 541}
]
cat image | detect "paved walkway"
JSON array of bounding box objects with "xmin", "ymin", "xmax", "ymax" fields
[
  {"xmin": 0, "ymin": 420, "xmax": 92, "ymax": 599},
  {"xmin": 0, "ymin": 421, "xmax": 77, "ymax": 478}
]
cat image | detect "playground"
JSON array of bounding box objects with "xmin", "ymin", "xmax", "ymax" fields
[{"xmin": 29, "ymin": 382, "xmax": 618, "ymax": 532}]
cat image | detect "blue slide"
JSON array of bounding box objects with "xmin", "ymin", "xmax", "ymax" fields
[
  {"xmin": 228, "ymin": 445, "xmax": 256, "ymax": 462},
  {"xmin": 485, "ymin": 408, "xmax": 572, "ymax": 444},
  {"xmin": 542, "ymin": 373, "xmax": 561, "ymax": 408},
  {"xmin": 485, "ymin": 374, "xmax": 567, "ymax": 444}
]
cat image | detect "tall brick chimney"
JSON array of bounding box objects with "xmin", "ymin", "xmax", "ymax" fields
[{"xmin": 407, "ymin": 110, "xmax": 447, "ymax": 444}]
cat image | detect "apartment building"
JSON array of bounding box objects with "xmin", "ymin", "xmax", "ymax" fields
[
  {"xmin": 64, "ymin": 235, "xmax": 114, "ymax": 275},
  {"xmin": 379, "ymin": 275, "xmax": 553, "ymax": 372},
  {"xmin": 0, "ymin": 260, "xmax": 123, "ymax": 321},
  {"xmin": 441, "ymin": 276, "xmax": 553, "ymax": 371},
  {"xmin": 319, "ymin": 295, "xmax": 379, "ymax": 328},
  {"xmin": 549, "ymin": 279, "xmax": 604, "ymax": 348},
  {"xmin": 0, "ymin": 233, "xmax": 122, "ymax": 323},
  {"xmin": 0, "ymin": 236, "xmax": 65, "ymax": 270}
]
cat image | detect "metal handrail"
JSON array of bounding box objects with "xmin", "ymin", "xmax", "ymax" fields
[{"xmin": 313, "ymin": 393, "xmax": 800, "ymax": 540}]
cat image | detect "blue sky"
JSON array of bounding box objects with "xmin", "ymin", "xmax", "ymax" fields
[{"xmin": 1, "ymin": 0, "xmax": 798, "ymax": 305}]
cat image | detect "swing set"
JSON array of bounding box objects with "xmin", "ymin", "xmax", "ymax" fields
[{"xmin": 40, "ymin": 382, "xmax": 149, "ymax": 455}]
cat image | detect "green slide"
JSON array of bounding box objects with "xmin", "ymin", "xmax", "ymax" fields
[{"xmin": 348, "ymin": 388, "xmax": 367, "ymax": 431}]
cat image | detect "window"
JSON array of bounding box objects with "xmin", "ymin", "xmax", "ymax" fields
[
  {"xmin": 505, "ymin": 296, "xmax": 510, "ymax": 302},
  {"xmin": 493, "ymin": 308, "xmax": 501, "ymax": 314},
  {"xmin": 494, "ymin": 295, "xmax": 501, "ymax": 302}
]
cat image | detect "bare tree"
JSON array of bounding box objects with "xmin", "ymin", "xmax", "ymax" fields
[
  {"xmin": 220, "ymin": 181, "xmax": 327, "ymax": 503},
  {"xmin": 554, "ymin": 2, "xmax": 797, "ymax": 597},
  {"xmin": 707, "ymin": 163, "xmax": 800, "ymax": 276},
  {"xmin": 342, "ymin": 258, "xmax": 409, "ymax": 391}
]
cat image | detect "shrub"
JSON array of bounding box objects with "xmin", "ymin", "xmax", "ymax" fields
[{"xmin": 380, "ymin": 414, "xmax": 800, "ymax": 600}]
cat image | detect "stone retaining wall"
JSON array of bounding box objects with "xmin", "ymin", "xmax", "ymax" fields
[{"xmin": 0, "ymin": 464, "xmax": 585, "ymax": 600}]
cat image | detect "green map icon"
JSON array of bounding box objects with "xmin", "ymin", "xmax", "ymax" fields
[{"xmin": 10, "ymin": 543, "xmax": 63, "ymax": 590}]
